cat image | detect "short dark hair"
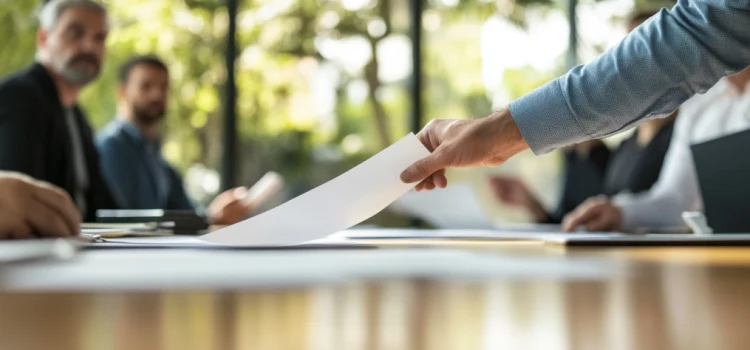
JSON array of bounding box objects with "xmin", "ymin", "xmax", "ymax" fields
[{"xmin": 118, "ymin": 55, "xmax": 168, "ymax": 84}]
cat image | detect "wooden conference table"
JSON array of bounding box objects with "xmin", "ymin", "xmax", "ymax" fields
[{"xmin": 2, "ymin": 232, "xmax": 750, "ymax": 350}]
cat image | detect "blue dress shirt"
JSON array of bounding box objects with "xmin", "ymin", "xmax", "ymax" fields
[
  {"xmin": 509, "ymin": 0, "xmax": 750, "ymax": 154},
  {"xmin": 96, "ymin": 120, "xmax": 195, "ymax": 211}
]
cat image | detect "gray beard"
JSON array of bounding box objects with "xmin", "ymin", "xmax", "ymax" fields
[
  {"xmin": 59, "ymin": 68, "xmax": 98, "ymax": 86},
  {"xmin": 56, "ymin": 62, "xmax": 100, "ymax": 86}
]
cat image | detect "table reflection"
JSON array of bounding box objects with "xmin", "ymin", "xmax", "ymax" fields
[{"xmin": 2, "ymin": 264, "xmax": 750, "ymax": 350}]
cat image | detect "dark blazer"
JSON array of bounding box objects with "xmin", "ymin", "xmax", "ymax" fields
[
  {"xmin": 547, "ymin": 143, "xmax": 611, "ymax": 223},
  {"xmin": 0, "ymin": 63, "xmax": 118, "ymax": 221},
  {"xmin": 602, "ymin": 122, "xmax": 675, "ymax": 196},
  {"xmin": 545, "ymin": 121, "xmax": 675, "ymax": 224}
]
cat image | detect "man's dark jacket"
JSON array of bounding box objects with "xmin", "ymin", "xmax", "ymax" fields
[{"xmin": 0, "ymin": 63, "xmax": 118, "ymax": 221}]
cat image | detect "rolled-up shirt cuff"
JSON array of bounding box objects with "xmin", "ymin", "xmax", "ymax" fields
[
  {"xmin": 612, "ymin": 194, "xmax": 686, "ymax": 230},
  {"xmin": 611, "ymin": 195, "xmax": 640, "ymax": 230},
  {"xmin": 508, "ymin": 79, "xmax": 591, "ymax": 155}
]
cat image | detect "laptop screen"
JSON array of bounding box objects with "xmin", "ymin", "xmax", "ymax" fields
[{"xmin": 691, "ymin": 128, "xmax": 750, "ymax": 233}]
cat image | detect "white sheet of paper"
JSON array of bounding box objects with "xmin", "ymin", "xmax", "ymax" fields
[
  {"xmin": 102, "ymin": 236, "xmax": 213, "ymax": 245},
  {"xmin": 81, "ymin": 222, "xmax": 158, "ymax": 230},
  {"xmin": 331, "ymin": 228, "xmax": 563, "ymax": 240},
  {"xmin": 494, "ymin": 223, "xmax": 563, "ymax": 232},
  {"xmin": 98, "ymin": 235, "xmax": 361, "ymax": 248},
  {"xmin": 389, "ymin": 184, "xmax": 494, "ymax": 229},
  {"xmin": 0, "ymin": 239, "xmax": 80, "ymax": 264},
  {"xmin": 200, "ymin": 133, "xmax": 430, "ymax": 246},
  {"xmin": 81, "ymin": 228, "xmax": 129, "ymax": 235}
]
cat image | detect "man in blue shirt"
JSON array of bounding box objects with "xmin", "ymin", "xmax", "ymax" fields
[
  {"xmin": 400, "ymin": 0, "xmax": 750, "ymax": 194},
  {"xmin": 97, "ymin": 56, "xmax": 252, "ymax": 225}
]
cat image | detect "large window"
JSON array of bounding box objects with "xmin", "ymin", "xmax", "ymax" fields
[
  {"xmin": 421, "ymin": 0, "xmax": 637, "ymax": 222},
  {"xmin": 0, "ymin": 0, "xmax": 638, "ymax": 224},
  {"xmin": 1, "ymin": 0, "xmax": 415, "ymax": 223},
  {"xmin": 91, "ymin": 0, "xmax": 232, "ymax": 207},
  {"xmin": 233, "ymin": 0, "xmax": 414, "ymax": 216},
  {"xmin": 423, "ymin": 0, "xmax": 569, "ymax": 221},
  {"xmin": 0, "ymin": 0, "xmax": 232, "ymax": 207}
]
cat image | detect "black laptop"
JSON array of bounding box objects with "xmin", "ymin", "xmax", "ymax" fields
[{"xmin": 691, "ymin": 128, "xmax": 750, "ymax": 233}]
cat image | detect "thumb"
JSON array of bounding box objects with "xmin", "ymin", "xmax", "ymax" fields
[
  {"xmin": 400, "ymin": 153, "xmax": 443, "ymax": 184},
  {"xmin": 232, "ymin": 186, "xmax": 249, "ymax": 199}
]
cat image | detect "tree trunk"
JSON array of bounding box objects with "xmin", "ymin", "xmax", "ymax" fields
[{"xmin": 365, "ymin": 38, "xmax": 392, "ymax": 148}]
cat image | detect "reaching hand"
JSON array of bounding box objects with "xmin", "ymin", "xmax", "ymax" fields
[
  {"xmin": 400, "ymin": 108, "xmax": 529, "ymax": 191},
  {"xmin": 562, "ymin": 197, "xmax": 623, "ymax": 232},
  {"xmin": 208, "ymin": 187, "xmax": 254, "ymax": 225},
  {"xmin": 489, "ymin": 175, "xmax": 549, "ymax": 222},
  {"xmin": 0, "ymin": 172, "xmax": 81, "ymax": 239},
  {"xmin": 488, "ymin": 175, "xmax": 535, "ymax": 207},
  {"xmin": 488, "ymin": 175, "xmax": 548, "ymax": 222}
]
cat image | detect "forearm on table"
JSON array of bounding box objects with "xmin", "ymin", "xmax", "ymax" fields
[{"xmin": 615, "ymin": 194, "xmax": 688, "ymax": 229}]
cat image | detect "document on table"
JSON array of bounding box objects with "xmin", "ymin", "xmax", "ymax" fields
[
  {"xmin": 82, "ymin": 228, "xmax": 130, "ymax": 235},
  {"xmin": 541, "ymin": 233, "xmax": 750, "ymax": 246},
  {"xmin": 99, "ymin": 133, "xmax": 430, "ymax": 247},
  {"xmin": 331, "ymin": 228, "xmax": 564, "ymax": 240},
  {"xmin": 96, "ymin": 236, "xmax": 230, "ymax": 247},
  {"xmin": 81, "ymin": 222, "xmax": 161, "ymax": 230},
  {"xmin": 0, "ymin": 239, "xmax": 80, "ymax": 264}
]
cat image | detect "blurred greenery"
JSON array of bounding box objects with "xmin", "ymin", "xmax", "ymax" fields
[
  {"xmin": 0, "ymin": 0, "xmax": 564, "ymax": 210},
  {"xmin": 0, "ymin": 0, "xmax": 38, "ymax": 76}
]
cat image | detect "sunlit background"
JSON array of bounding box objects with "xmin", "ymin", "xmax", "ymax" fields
[{"xmin": 0, "ymin": 0, "xmax": 634, "ymax": 224}]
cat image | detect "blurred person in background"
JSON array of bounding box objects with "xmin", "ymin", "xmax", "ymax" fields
[
  {"xmin": 563, "ymin": 66, "xmax": 750, "ymax": 231},
  {"xmin": 489, "ymin": 2, "xmax": 677, "ymax": 224},
  {"xmin": 490, "ymin": 140, "xmax": 610, "ymax": 223},
  {"xmin": 97, "ymin": 56, "xmax": 253, "ymax": 225},
  {"xmin": 0, "ymin": 172, "xmax": 80, "ymax": 239},
  {"xmin": 0, "ymin": 0, "xmax": 118, "ymax": 223}
]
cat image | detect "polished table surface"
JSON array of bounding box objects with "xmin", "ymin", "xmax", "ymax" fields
[{"xmin": 3, "ymin": 236, "xmax": 750, "ymax": 350}]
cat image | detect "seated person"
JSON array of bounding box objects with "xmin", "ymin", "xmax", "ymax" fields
[
  {"xmin": 489, "ymin": 3, "xmax": 676, "ymax": 223},
  {"xmin": 490, "ymin": 140, "xmax": 610, "ymax": 223},
  {"xmin": 491, "ymin": 110, "xmax": 674, "ymax": 223},
  {"xmin": 0, "ymin": 171, "xmax": 80, "ymax": 239},
  {"xmin": 97, "ymin": 56, "xmax": 252, "ymax": 225},
  {"xmin": 563, "ymin": 67, "xmax": 750, "ymax": 231},
  {"xmin": 0, "ymin": 0, "xmax": 118, "ymax": 222}
]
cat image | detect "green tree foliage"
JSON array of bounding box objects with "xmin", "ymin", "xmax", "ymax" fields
[{"xmin": 0, "ymin": 0, "xmax": 38, "ymax": 76}]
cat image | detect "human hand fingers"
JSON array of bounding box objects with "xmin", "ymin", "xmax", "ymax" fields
[
  {"xmin": 562, "ymin": 198, "xmax": 607, "ymax": 232},
  {"xmin": 30, "ymin": 182, "xmax": 80, "ymax": 237},
  {"xmin": 26, "ymin": 199, "xmax": 74, "ymax": 238}
]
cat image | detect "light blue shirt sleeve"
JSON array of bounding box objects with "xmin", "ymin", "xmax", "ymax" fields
[{"xmin": 509, "ymin": 0, "xmax": 750, "ymax": 154}]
